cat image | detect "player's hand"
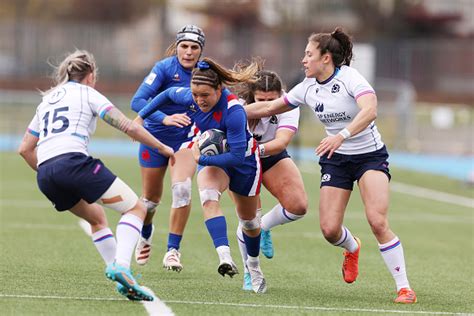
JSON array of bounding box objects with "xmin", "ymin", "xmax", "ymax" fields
[
  {"xmin": 315, "ymin": 134, "xmax": 344, "ymax": 159},
  {"xmin": 129, "ymin": 116, "xmax": 144, "ymax": 142},
  {"xmin": 163, "ymin": 113, "xmax": 191, "ymax": 128},
  {"xmin": 191, "ymin": 142, "xmax": 200, "ymax": 162},
  {"xmin": 158, "ymin": 144, "xmax": 175, "ymax": 163}
]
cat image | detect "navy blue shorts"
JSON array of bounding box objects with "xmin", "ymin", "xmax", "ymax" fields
[
  {"xmin": 261, "ymin": 150, "xmax": 291, "ymax": 173},
  {"xmin": 318, "ymin": 146, "xmax": 391, "ymax": 190},
  {"xmin": 138, "ymin": 137, "xmax": 194, "ymax": 168},
  {"xmin": 37, "ymin": 153, "xmax": 117, "ymax": 211},
  {"xmin": 197, "ymin": 153, "xmax": 261, "ymax": 196}
]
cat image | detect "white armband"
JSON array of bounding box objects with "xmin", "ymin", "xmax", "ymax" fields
[
  {"xmin": 258, "ymin": 144, "xmax": 265, "ymax": 156},
  {"xmin": 338, "ymin": 128, "xmax": 351, "ymax": 140}
]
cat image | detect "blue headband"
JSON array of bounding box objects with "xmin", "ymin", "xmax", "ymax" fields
[{"xmin": 197, "ymin": 61, "xmax": 210, "ymax": 70}]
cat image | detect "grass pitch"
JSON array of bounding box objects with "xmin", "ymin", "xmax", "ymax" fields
[{"xmin": 0, "ymin": 152, "xmax": 472, "ymax": 315}]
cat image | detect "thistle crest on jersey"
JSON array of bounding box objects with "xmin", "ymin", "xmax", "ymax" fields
[{"xmin": 198, "ymin": 129, "xmax": 228, "ymax": 156}]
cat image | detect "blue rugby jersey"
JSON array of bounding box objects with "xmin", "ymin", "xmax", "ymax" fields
[
  {"xmin": 139, "ymin": 87, "xmax": 256, "ymax": 168},
  {"xmin": 131, "ymin": 56, "xmax": 194, "ymax": 140}
]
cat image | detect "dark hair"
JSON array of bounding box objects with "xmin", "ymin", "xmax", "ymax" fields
[
  {"xmin": 191, "ymin": 57, "xmax": 258, "ymax": 89},
  {"xmin": 239, "ymin": 70, "xmax": 283, "ymax": 105},
  {"xmin": 308, "ymin": 27, "xmax": 353, "ymax": 67}
]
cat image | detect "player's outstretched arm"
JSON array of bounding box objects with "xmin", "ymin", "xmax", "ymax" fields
[
  {"xmin": 102, "ymin": 107, "xmax": 175, "ymax": 161},
  {"xmin": 245, "ymin": 97, "xmax": 291, "ymax": 119}
]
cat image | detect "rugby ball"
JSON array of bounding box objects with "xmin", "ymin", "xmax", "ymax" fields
[{"xmin": 198, "ymin": 129, "xmax": 228, "ymax": 156}]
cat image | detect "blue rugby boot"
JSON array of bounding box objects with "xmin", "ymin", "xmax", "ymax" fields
[
  {"xmin": 105, "ymin": 263, "xmax": 154, "ymax": 301},
  {"xmin": 242, "ymin": 272, "xmax": 252, "ymax": 291},
  {"xmin": 116, "ymin": 283, "xmax": 141, "ymax": 301},
  {"xmin": 260, "ymin": 229, "xmax": 274, "ymax": 259}
]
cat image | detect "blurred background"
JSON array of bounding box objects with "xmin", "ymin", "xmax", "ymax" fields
[{"xmin": 0, "ymin": 0, "xmax": 472, "ymax": 181}]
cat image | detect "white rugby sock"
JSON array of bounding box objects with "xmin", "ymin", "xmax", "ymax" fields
[
  {"xmin": 115, "ymin": 213, "xmax": 143, "ymax": 268},
  {"xmin": 379, "ymin": 236, "xmax": 410, "ymax": 291},
  {"xmin": 216, "ymin": 245, "xmax": 232, "ymax": 263},
  {"xmin": 236, "ymin": 224, "xmax": 249, "ymax": 273},
  {"xmin": 261, "ymin": 204, "xmax": 304, "ymax": 231},
  {"xmin": 92, "ymin": 227, "xmax": 116, "ymax": 265},
  {"xmin": 332, "ymin": 226, "xmax": 359, "ymax": 253}
]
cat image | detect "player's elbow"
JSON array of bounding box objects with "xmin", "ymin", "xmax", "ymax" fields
[
  {"xmin": 18, "ymin": 143, "xmax": 31, "ymax": 158},
  {"xmin": 130, "ymin": 97, "xmax": 144, "ymax": 113}
]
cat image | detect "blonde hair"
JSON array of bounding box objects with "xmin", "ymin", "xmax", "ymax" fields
[
  {"xmin": 42, "ymin": 50, "xmax": 97, "ymax": 95},
  {"xmin": 191, "ymin": 57, "xmax": 258, "ymax": 89}
]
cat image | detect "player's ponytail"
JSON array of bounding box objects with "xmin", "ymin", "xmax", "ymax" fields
[
  {"xmin": 309, "ymin": 27, "xmax": 353, "ymax": 67},
  {"xmin": 42, "ymin": 50, "xmax": 97, "ymax": 95},
  {"xmin": 191, "ymin": 57, "xmax": 258, "ymax": 89}
]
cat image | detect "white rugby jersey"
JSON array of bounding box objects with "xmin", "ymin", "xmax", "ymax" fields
[
  {"xmin": 284, "ymin": 65, "xmax": 384, "ymax": 155},
  {"xmin": 28, "ymin": 81, "xmax": 113, "ymax": 165},
  {"xmin": 251, "ymin": 108, "xmax": 299, "ymax": 158}
]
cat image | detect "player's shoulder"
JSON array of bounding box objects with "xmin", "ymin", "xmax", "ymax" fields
[
  {"xmin": 337, "ymin": 65, "xmax": 363, "ymax": 80},
  {"xmin": 225, "ymin": 90, "xmax": 244, "ymax": 110},
  {"xmin": 154, "ymin": 56, "xmax": 178, "ymax": 71}
]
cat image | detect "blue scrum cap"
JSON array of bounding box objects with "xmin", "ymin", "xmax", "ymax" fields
[{"xmin": 176, "ymin": 25, "xmax": 205, "ymax": 49}]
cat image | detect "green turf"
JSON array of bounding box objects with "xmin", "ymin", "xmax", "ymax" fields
[{"xmin": 0, "ymin": 152, "xmax": 472, "ymax": 315}]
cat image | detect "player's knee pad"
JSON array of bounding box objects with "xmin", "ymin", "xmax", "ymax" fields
[
  {"xmin": 140, "ymin": 197, "xmax": 160, "ymax": 214},
  {"xmin": 238, "ymin": 213, "xmax": 261, "ymax": 231},
  {"xmin": 171, "ymin": 178, "xmax": 192, "ymax": 208},
  {"xmin": 98, "ymin": 177, "xmax": 138, "ymax": 214},
  {"xmin": 199, "ymin": 188, "xmax": 221, "ymax": 206}
]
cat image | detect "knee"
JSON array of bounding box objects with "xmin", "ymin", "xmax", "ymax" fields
[
  {"xmin": 320, "ymin": 222, "xmax": 341, "ymax": 242},
  {"xmin": 281, "ymin": 195, "xmax": 308, "ymax": 216},
  {"xmin": 140, "ymin": 197, "xmax": 160, "ymax": 213},
  {"xmin": 171, "ymin": 178, "xmax": 192, "ymax": 209},
  {"xmin": 367, "ymin": 216, "xmax": 389, "ymax": 237},
  {"xmin": 199, "ymin": 188, "xmax": 221, "ymax": 206},
  {"xmin": 88, "ymin": 206, "xmax": 108, "ymax": 228},
  {"xmin": 286, "ymin": 201, "xmax": 307, "ymax": 216}
]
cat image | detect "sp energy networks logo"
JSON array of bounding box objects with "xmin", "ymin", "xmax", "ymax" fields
[{"xmin": 314, "ymin": 103, "xmax": 324, "ymax": 113}]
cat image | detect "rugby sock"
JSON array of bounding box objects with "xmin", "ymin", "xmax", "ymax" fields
[
  {"xmin": 332, "ymin": 226, "xmax": 359, "ymax": 253},
  {"xmin": 379, "ymin": 236, "xmax": 410, "ymax": 291},
  {"xmin": 247, "ymin": 254, "xmax": 260, "ymax": 269},
  {"xmin": 167, "ymin": 233, "xmax": 183, "ymax": 251},
  {"xmin": 115, "ymin": 213, "xmax": 143, "ymax": 268},
  {"xmin": 236, "ymin": 225, "xmax": 249, "ymax": 273},
  {"xmin": 92, "ymin": 227, "xmax": 116, "ymax": 265},
  {"xmin": 141, "ymin": 223, "xmax": 153, "ymax": 239},
  {"xmin": 243, "ymin": 231, "xmax": 261, "ymax": 257},
  {"xmin": 261, "ymin": 203, "xmax": 304, "ymax": 231},
  {"xmin": 205, "ymin": 216, "xmax": 229, "ymax": 248}
]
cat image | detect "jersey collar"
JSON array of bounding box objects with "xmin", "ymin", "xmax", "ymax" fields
[{"xmin": 316, "ymin": 67, "xmax": 340, "ymax": 85}]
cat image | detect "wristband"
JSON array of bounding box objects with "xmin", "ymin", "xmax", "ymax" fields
[
  {"xmin": 258, "ymin": 144, "xmax": 265, "ymax": 156},
  {"xmin": 338, "ymin": 128, "xmax": 351, "ymax": 140}
]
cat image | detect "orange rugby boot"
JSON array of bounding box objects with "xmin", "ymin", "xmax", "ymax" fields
[
  {"xmin": 394, "ymin": 288, "xmax": 417, "ymax": 304},
  {"xmin": 342, "ymin": 237, "xmax": 361, "ymax": 283}
]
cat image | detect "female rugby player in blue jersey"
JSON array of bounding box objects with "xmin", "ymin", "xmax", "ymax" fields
[
  {"xmin": 134, "ymin": 57, "xmax": 267, "ymax": 294},
  {"xmin": 18, "ymin": 50, "xmax": 175, "ymax": 301},
  {"xmin": 130, "ymin": 25, "xmax": 205, "ymax": 271},
  {"xmin": 244, "ymin": 27, "xmax": 416, "ymax": 304}
]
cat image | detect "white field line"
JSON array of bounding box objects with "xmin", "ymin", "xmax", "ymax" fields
[
  {"xmin": 0, "ymin": 293, "xmax": 471, "ymax": 316},
  {"xmin": 390, "ymin": 182, "xmax": 473, "ymax": 208},
  {"xmin": 299, "ymin": 166, "xmax": 474, "ymax": 208},
  {"xmin": 141, "ymin": 287, "xmax": 175, "ymax": 316}
]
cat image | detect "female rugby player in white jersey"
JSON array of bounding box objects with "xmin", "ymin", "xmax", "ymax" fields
[
  {"xmin": 235, "ymin": 69, "xmax": 307, "ymax": 290},
  {"xmin": 244, "ymin": 28, "xmax": 416, "ymax": 304},
  {"xmin": 18, "ymin": 50, "xmax": 174, "ymax": 302}
]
